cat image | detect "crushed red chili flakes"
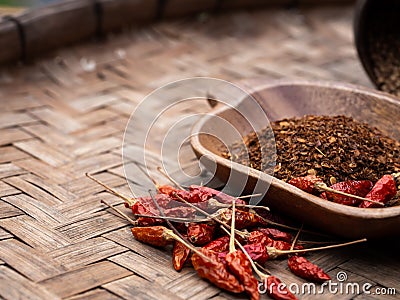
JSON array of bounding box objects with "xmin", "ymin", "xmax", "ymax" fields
[{"xmin": 222, "ymin": 115, "xmax": 400, "ymax": 184}]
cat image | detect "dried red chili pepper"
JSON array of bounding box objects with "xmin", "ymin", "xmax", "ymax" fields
[
  {"xmin": 131, "ymin": 202, "xmax": 163, "ymax": 227},
  {"xmin": 164, "ymin": 206, "xmax": 196, "ymax": 218},
  {"xmin": 191, "ymin": 248, "xmax": 245, "ymax": 293},
  {"xmin": 265, "ymin": 276, "xmax": 297, "ymax": 300},
  {"xmin": 128, "ymin": 194, "xmax": 171, "ymax": 210},
  {"xmin": 220, "ymin": 209, "xmax": 265, "ymax": 229},
  {"xmin": 258, "ymin": 228, "xmax": 292, "ymax": 243},
  {"xmin": 247, "ymin": 230, "xmax": 272, "ymax": 245},
  {"xmin": 158, "ymin": 185, "xmax": 177, "ymax": 196},
  {"xmin": 187, "ymin": 223, "xmax": 215, "ymax": 246},
  {"xmin": 243, "ymin": 243, "xmax": 269, "ymax": 264},
  {"xmin": 226, "ymin": 250, "xmax": 259, "ymax": 300},
  {"xmin": 247, "ymin": 230, "xmax": 301, "ymax": 251},
  {"xmin": 215, "ymin": 251, "xmax": 228, "ymax": 262},
  {"xmin": 129, "ymin": 194, "xmax": 178, "ymax": 226},
  {"xmin": 189, "ymin": 185, "xmax": 246, "ymax": 205},
  {"xmin": 247, "ymin": 230, "xmax": 303, "ymax": 260},
  {"xmin": 287, "ymin": 256, "xmax": 330, "ymax": 283},
  {"xmin": 134, "ymin": 204, "xmax": 195, "ymax": 226},
  {"xmin": 158, "ymin": 184, "xmax": 214, "ymax": 204},
  {"xmin": 166, "ymin": 187, "xmax": 210, "ymax": 204},
  {"xmin": 288, "ymin": 175, "xmax": 324, "ymax": 195},
  {"xmin": 172, "ymin": 240, "xmax": 191, "ymax": 272},
  {"xmin": 359, "ymin": 174, "xmax": 398, "ymax": 208},
  {"xmin": 188, "ymin": 186, "xmax": 214, "ymax": 203},
  {"xmin": 203, "ymin": 236, "xmax": 230, "ymax": 252},
  {"xmin": 320, "ymin": 180, "xmax": 373, "ymax": 206},
  {"xmin": 131, "ymin": 226, "xmax": 173, "ymax": 247},
  {"xmin": 272, "ymin": 240, "xmax": 293, "ymax": 251},
  {"xmin": 131, "ymin": 197, "xmax": 197, "ymax": 226}
]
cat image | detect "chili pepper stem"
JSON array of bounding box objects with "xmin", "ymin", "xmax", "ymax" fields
[
  {"xmin": 314, "ymin": 182, "xmax": 384, "ymax": 206},
  {"xmin": 290, "ymin": 224, "xmax": 303, "ymax": 251},
  {"xmin": 268, "ymin": 238, "xmax": 367, "ymax": 259},
  {"xmin": 100, "ymin": 200, "xmax": 137, "ymax": 226},
  {"xmin": 298, "ymin": 240, "xmax": 339, "ymax": 245},
  {"xmin": 229, "ymin": 200, "xmax": 236, "ymax": 253},
  {"xmin": 86, "ymin": 173, "xmax": 136, "ymax": 207},
  {"xmin": 237, "ymin": 193, "xmax": 262, "ymax": 199}
]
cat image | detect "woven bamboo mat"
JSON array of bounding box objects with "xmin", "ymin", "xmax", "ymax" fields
[{"xmin": 0, "ymin": 4, "xmax": 399, "ymax": 300}]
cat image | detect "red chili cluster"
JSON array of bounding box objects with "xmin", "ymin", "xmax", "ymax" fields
[
  {"xmin": 289, "ymin": 173, "xmax": 399, "ymax": 207},
  {"xmin": 126, "ymin": 185, "xmax": 335, "ymax": 300}
]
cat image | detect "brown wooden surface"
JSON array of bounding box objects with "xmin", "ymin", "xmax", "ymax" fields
[{"xmin": 0, "ymin": 4, "xmax": 399, "ymax": 300}]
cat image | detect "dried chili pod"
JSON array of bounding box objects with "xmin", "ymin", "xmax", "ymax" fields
[
  {"xmin": 131, "ymin": 226, "xmax": 173, "ymax": 247},
  {"xmin": 265, "ymin": 276, "xmax": 297, "ymax": 300},
  {"xmin": 359, "ymin": 174, "xmax": 398, "ymax": 208},
  {"xmin": 247, "ymin": 231, "xmax": 301, "ymax": 252},
  {"xmin": 131, "ymin": 194, "xmax": 171, "ymax": 210},
  {"xmin": 288, "ymin": 175, "xmax": 324, "ymax": 195},
  {"xmin": 288, "ymin": 256, "xmax": 330, "ymax": 283},
  {"xmin": 176, "ymin": 190, "xmax": 205, "ymax": 203},
  {"xmin": 220, "ymin": 209, "xmax": 264, "ymax": 229},
  {"xmin": 243, "ymin": 243, "xmax": 269, "ymax": 265},
  {"xmin": 132, "ymin": 202, "xmax": 163, "ymax": 226},
  {"xmin": 164, "ymin": 206, "xmax": 196, "ymax": 219},
  {"xmin": 160, "ymin": 185, "xmax": 213, "ymax": 204},
  {"xmin": 217, "ymin": 251, "xmax": 228, "ymax": 262},
  {"xmin": 172, "ymin": 240, "xmax": 191, "ymax": 272},
  {"xmin": 187, "ymin": 187, "xmax": 214, "ymax": 203},
  {"xmin": 321, "ymin": 180, "xmax": 373, "ymax": 206},
  {"xmin": 130, "ymin": 195, "xmax": 174, "ymax": 226},
  {"xmin": 157, "ymin": 186, "xmax": 196, "ymax": 204},
  {"xmin": 191, "ymin": 248, "xmax": 245, "ymax": 293},
  {"xmin": 247, "ymin": 230, "xmax": 272, "ymax": 245},
  {"xmin": 187, "ymin": 223, "xmax": 215, "ymax": 246},
  {"xmin": 274, "ymin": 240, "xmax": 303, "ymax": 251},
  {"xmin": 203, "ymin": 236, "xmax": 230, "ymax": 252},
  {"xmin": 258, "ymin": 228, "xmax": 292, "ymax": 243},
  {"xmin": 190, "ymin": 185, "xmax": 246, "ymax": 205},
  {"xmin": 226, "ymin": 250, "xmax": 259, "ymax": 300},
  {"xmin": 158, "ymin": 185, "xmax": 177, "ymax": 196}
]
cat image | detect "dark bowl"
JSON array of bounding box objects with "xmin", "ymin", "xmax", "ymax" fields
[{"xmin": 354, "ymin": 0, "xmax": 400, "ymax": 96}]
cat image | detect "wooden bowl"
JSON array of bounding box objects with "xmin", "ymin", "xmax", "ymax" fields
[{"xmin": 190, "ymin": 79, "xmax": 400, "ymax": 239}]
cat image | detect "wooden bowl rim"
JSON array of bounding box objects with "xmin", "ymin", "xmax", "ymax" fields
[{"xmin": 190, "ymin": 79, "xmax": 400, "ymax": 220}]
